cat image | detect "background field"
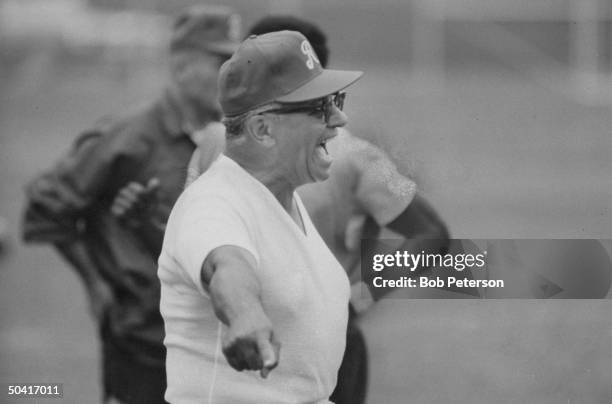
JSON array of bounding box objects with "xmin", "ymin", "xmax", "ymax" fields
[{"xmin": 1, "ymin": 1, "xmax": 612, "ymax": 403}]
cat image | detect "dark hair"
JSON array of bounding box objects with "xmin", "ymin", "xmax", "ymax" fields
[{"xmin": 247, "ymin": 15, "xmax": 329, "ymax": 68}]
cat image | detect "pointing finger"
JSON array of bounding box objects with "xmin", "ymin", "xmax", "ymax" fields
[{"xmin": 258, "ymin": 334, "xmax": 279, "ymax": 378}]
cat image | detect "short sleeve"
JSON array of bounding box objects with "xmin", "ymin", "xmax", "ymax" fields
[
  {"xmin": 173, "ymin": 194, "xmax": 259, "ymax": 295},
  {"xmin": 353, "ymin": 139, "xmax": 417, "ymax": 226}
]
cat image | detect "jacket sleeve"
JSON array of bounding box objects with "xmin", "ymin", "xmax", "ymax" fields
[{"xmin": 22, "ymin": 127, "xmax": 149, "ymax": 243}]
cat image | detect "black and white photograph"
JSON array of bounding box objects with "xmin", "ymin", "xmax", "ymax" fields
[{"xmin": 1, "ymin": 0, "xmax": 611, "ymax": 403}]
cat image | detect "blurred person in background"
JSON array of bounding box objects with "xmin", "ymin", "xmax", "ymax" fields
[
  {"xmin": 20, "ymin": 5, "xmax": 240, "ymax": 404},
  {"xmin": 112, "ymin": 16, "xmax": 452, "ymax": 404}
]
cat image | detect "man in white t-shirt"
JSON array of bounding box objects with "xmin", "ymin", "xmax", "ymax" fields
[
  {"xmin": 157, "ymin": 31, "xmax": 363, "ymax": 403},
  {"xmin": 113, "ymin": 17, "xmax": 453, "ymax": 404}
]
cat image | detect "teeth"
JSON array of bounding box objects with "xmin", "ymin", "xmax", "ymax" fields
[{"xmin": 319, "ymin": 139, "xmax": 329, "ymax": 154}]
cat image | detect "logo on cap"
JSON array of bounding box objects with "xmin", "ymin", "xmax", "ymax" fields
[{"xmin": 301, "ymin": 40, "xmax": 320, "ymax": 70}]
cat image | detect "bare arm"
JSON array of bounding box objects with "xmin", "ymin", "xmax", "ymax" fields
[
  {"xmin": 350, "ymin": 138, "xmax": 451, "ymax": 297},
  {"xmin": 202, "ymin": 245, "xmax": 280, "ymax": 378}
]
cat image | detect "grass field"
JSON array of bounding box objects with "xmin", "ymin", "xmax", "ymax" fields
[{"xmin": 1, "ymin": 29, "xmax": 612, "ymax": 404}]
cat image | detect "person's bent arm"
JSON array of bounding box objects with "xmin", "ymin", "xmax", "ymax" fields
[
  {"xmin": 387, "ymin": 193, "xmax": 450, "ymax": 256},
  {"xmin": 23, "ymin": 200, "xmax": 115, "ymax": 321},
  {"xmin": 369, "ymin": 196, "xmax": 481, "ymax": 299},
  {"xmin": 349, "ymin": 135, "xmax": 455, "ymax": 298},
  {"xmin": 22, "ymin": 128, "xmax": 146, "ymax": 319},
  {"xmin": 23, "ymin": 201, "xmax": 115, "ymax": 321},
  {"xmin": 201, "ymin": 245, "xmax": 280, "ymax": 378}
]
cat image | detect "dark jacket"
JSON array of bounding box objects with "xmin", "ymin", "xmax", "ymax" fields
[{"xmin": 22, "ymin": 93, "xmax": 196, "ymax": 366}]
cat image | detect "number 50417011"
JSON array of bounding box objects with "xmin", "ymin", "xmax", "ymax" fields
[{"xmin": 6, "ymin": 383, "xmax": 63, "ymax": 398}]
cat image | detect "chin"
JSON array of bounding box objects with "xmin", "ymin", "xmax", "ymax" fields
[{"xmin": 309, "ymin": 171, "xmax": 330, "ymax": 183}]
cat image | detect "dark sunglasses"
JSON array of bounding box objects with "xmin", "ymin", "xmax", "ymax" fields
[{"xmin": 263, "ymin": 92, "xmax": 346, "ymax": 124}]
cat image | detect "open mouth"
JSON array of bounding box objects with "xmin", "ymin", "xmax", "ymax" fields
[
  {"xmin": 318, "ymin": 131, "xmax": 337, "ymax": 154},
  {"xmin": 311, "ymin": 133, "xmax": 336, "ymax": 180},
  {"xmin": 319, "ymin": 139, "xmax": 329, "ymax": 154}
]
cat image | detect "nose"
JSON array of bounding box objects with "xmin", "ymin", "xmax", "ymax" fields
[{"xmin": 326, "ymin": 104, "xmax": 348, "ymax": 128}]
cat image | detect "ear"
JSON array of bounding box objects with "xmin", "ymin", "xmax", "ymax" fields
[{"xmin": 245, "ymin": 115, "xmax": 276, "ymax": 147}]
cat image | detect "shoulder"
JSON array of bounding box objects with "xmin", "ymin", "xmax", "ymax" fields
[
  {"xmin": 332, "ymin": 129, "xmax": 387, "ymax": 164},
  {"xmin": 341, "ymin": 131, "xmax": 417, "ymax": 215},
  {"xmin": 80, "ymin": 102, "xmax": 156, "ymax": 156},
  {"xmin": 102, "ymin": 101, "xmax": 156, "ymax": 139},
  {"xmin": 351, "ymin": 135, "xmax": 390, "ymax": 165},
  {"xmin": 170, "ymin": 179, "xmax": 238, "ymax": 235},
  {"xmin": 170, "ymin": 165, "xmax": 253, "ymax": 242},
  {"xmin": 332, "ymin": 129, "xmax": 398, "ymax": 179},
  {"xmin": 183, "ymin": 157, "xmax": 242, "ymax": 202}
]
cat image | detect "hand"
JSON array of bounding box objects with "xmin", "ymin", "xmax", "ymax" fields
[
  {"xmin": 222, "ymin": 309, "xmax": 281, "ymax": 378},
  {"xmin": 87, "ymin": 281, "xmax": 115, "ymax": 322},
  {"xmin": 111, "ymin": 178, "xmax": 160, "ymax": 227}
]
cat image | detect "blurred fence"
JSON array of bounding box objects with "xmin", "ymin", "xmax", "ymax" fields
[{"xmin": 3, "ymin": 0, "xmax": 612, "ymax": 104}]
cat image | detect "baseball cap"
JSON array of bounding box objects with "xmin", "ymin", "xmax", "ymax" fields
[
  {"xmin": 218, "ymin": 30, "xmax": 363, "ymax": 117},
  {"xmin": 170, "ymin": 5, "xmax": 241, "ymax": 56},
  {"xmin": 247, "ymin": 15, "xmax": 330, "ymax": 67}
]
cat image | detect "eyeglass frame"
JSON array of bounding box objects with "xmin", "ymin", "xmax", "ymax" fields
[{"xmin": 260, "ymin": 91, "xmax": 346, "ymax": 124}]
